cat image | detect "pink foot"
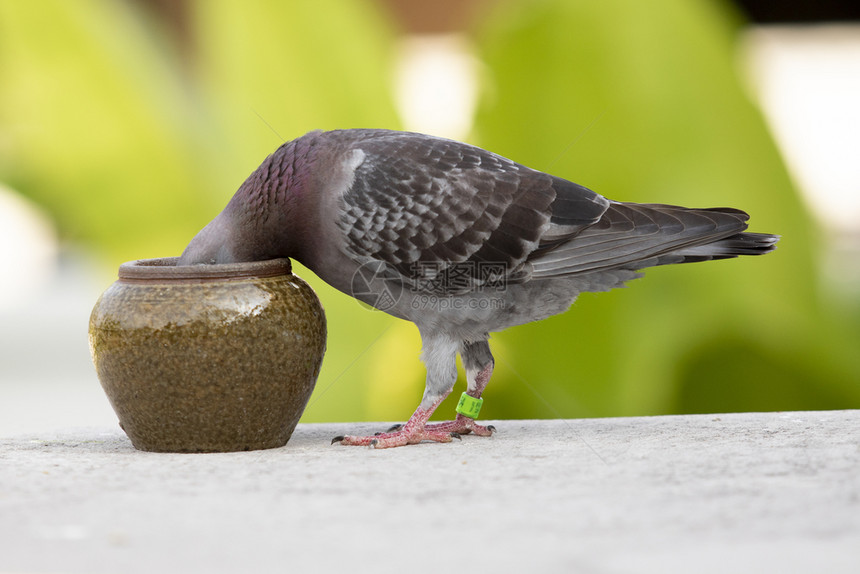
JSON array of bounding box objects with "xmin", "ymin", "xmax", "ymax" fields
[
  {"xmin": 388, "ymin": 415, "xmax": 496, "ymax": 437},
  {"xmin": 332, "ymin": 405, "xmax": 461, "ymax": 449},
  {"xmin": 332, "ymin": 426, "xmax": 459, "ymax": 448},
  {"xmin": 426, "ymin": 415, "xmax": 496, "ymax": 437}
]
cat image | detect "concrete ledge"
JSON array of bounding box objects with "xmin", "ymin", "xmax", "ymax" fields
[{"xmin": 1, "ymin": 410, "xmax": 858, "ymax": 573}]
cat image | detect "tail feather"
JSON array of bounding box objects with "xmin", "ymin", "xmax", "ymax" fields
[
  {"xmin": 530, "ymin": 201, "xmax": 779, "ymax": 278},
  {"xmin": 675, "ymin": 232, "xmax": 779, "ymax": 258},
  {"xmin": 639, "ymin": 232, "xmax": 779, "ymax": 269}
]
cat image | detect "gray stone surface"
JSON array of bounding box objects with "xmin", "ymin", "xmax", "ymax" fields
[{"xmin": 1, "ymin": 410, "xmax": 858, "ymax": 573}]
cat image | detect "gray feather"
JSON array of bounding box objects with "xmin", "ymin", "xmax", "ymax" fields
[{"xmin": 335, "ymin": 130, "xmax": 608, "ymax": 294}]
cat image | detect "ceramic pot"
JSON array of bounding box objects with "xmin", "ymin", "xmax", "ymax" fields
[{"xmin": 88, "ymin": 257, "xmax": 326, "ymax": 452}]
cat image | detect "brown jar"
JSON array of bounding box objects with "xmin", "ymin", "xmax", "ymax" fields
[{"xmin": 89, "ymin": 257, "xmax": 326, "ymax": 452}]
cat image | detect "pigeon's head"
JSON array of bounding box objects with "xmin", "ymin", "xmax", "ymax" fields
[
  {"xmin": 178, "ymin": 135, "xmax": 321, "ymax": 266},
  {"xmin": 178, "ymin": 189, "xmax": 300, "ymax": 266},
  {"xmin": 178, "ymin": 209, "xmax": 242, "ymax": 265}
]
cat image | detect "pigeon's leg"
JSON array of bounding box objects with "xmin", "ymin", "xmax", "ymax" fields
[
  {"xmin": 423, "ymin": 339, "xmax": 496, "ymax": 437},
  {"xmin": 333, "ymin": 336, "xmax": 460, "ymax": 448}
]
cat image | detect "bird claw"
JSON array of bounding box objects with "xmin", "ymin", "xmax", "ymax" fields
[
  {"xmin": 332, "ymin": 422, "xmax": 489, "ymax": 448},
  {"xmin": 424, "ymin": 416, "xmax": 496, "ymax": 437},
  {"xmin": 332, "ymin": 402, "xmax": 492, "ymax": 448},
  {"xmin": 333, "ymin": 428, "xmax": 460, "ymax": 449}
]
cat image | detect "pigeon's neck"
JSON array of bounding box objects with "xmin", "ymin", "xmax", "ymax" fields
[
  {"xmin": 235, "ymin": 134, "xmax": 319, "ymax": 213},
  {"xmin": 227, "ymin": 133, "xmax": 322, "ymax": 260}
]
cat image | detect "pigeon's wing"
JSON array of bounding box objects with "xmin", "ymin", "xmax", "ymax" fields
[
  {"xmin": 528, "ymin": 202, "xmax": 754, "ymax": 278},
  {"xmin": 336, "ymin": 131, "xmax": 609, "ymax": 294}
]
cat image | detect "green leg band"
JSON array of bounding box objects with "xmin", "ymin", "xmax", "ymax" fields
[{"xmin": 456, "ymin": 392, "xmax": 483, "ymax": 419}]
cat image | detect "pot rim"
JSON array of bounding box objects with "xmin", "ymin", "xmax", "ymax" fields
[{"xmin": 118, "ymin": 257, "xmax": 292, "ymax": 283}]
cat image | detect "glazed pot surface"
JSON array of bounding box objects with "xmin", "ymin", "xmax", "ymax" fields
[{"xmin": 89, "ymin": 257, "xmax": 326, "ymax": 452}]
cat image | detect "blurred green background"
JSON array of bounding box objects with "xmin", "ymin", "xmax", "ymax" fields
[{"xmin": 1, "ymin": 0, "xmax": 857, "ymax": 424}]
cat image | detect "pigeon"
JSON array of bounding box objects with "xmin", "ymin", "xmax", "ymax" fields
[{"xmin": 178, "ymin": 128, "xmax": 778, "ymax": 448}]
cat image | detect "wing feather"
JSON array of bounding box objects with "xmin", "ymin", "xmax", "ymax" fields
[
  {"xmin": 332, "ymin": 129, "xmax": 753, "ymax": 294},
  {"xmin": 336, "ymin": 131, "xmax": 607, "ymax": 293}
]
